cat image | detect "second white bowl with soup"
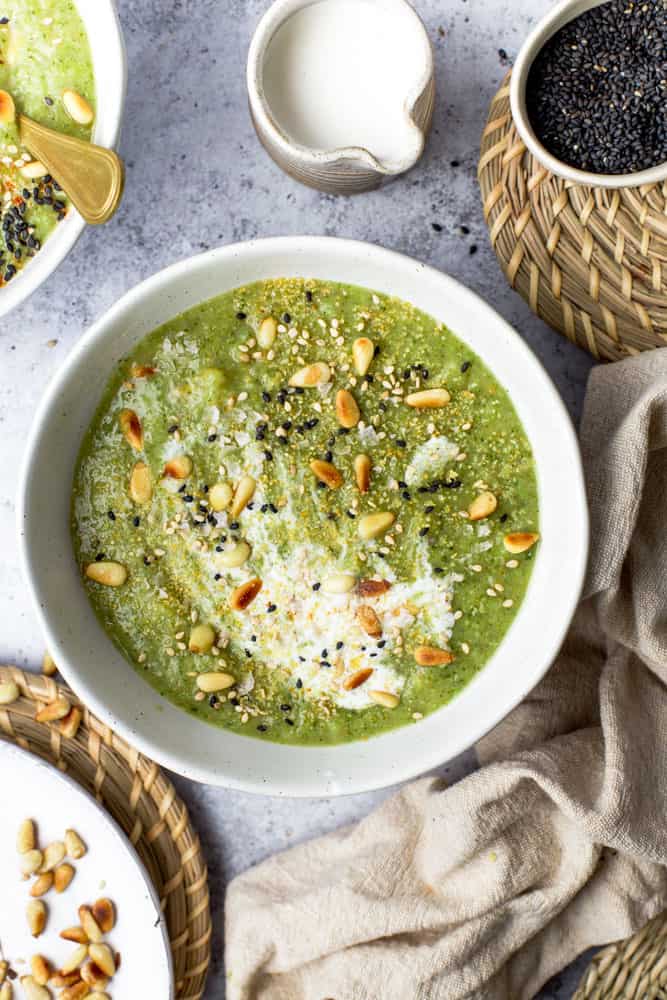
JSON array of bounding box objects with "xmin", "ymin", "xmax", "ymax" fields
[{"xmin": 18, "ymin": 237, "xmax": 588, "ymax": 795}]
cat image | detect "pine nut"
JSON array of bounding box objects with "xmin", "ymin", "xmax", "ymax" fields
[
  {"xmin": 60, "ymin": 984, "xmax": 92, "ymax": 1000},
  {"xmin": 54, "ymin": 863, "xmax": 75, "ymax": 893},
  {"xmin": 30, "ymin": 956, "xmax": 51, "ymax": 987},
  {"xmin": 20, "ymin": 160, "xmax": 49, "ymax": 180},
  {"xmin": 369, "ymin": 690, "xmax": 399, "ymax": 708},
  {"xmin": 130, "ymin": 363, "xmax": 157, "ymax": 378},
  {"xmin": 84, "ymin": 561, "xmax": 127, "ymax": 587},
  {"xmin": 467, "ymin": 491, "xmax": 497, "ymax": 521},
  {"xmin": 358, "ymin": 511, "xmax": 395, "ymax": 540},
  {"xmin": 30, "ymin": 873, "xmax": 54, "ymax": 898},
  {"xmin": 163, "ymin": 454, "xmax": 192, "ymax": 480},
  {"xmin": 19, "ymin": 978, "xmax": 50, "ymax": 1000},
  {"xmin": 354, "ymin": 453, "xmax": 371, "ymax": 493},
  {"xmin": 41, "ymin": 652, "xmax": 57, "ymax": 677},
  {"xmin": 26, "ymin": 900, "xmax": 47, "ymax": 937},
  {"xmin": 230, "ymin": 475, "xmax": 256, "ymax": 517},
  {"xmin": 405, "ymin": 388, "xmax": 451, "ymax": 408},
  {"xmin": 64, "ymin": 829, "xmax": 87, "ymax": 860},
  {"xmin": 0, "ymin": 960, "xmax": 7, "ymax": 985},
  {"xmin": 357, "ymin": 578, "xmax": 391, "ymax": 597},
  {"xmin": 188, "ymin": 624, "xmax": 215, "ymax": 654},
  {"xmin": 196, "ymin": 672, "xmax": 235, "ymax": 693},
  {"xmin": 118, "ymin": 408, "xmax": 143, "ymax": 450},
  {"xmin": 343, "ymin": 668, "xmax": 373, "ymax": 691},
  {"xmin": 0, "ymin": 89, "xmax": 15, "ymax": 125},
  {"xmin": 0, "ymin": 681, "xmax": 19, "ymax": 705},
  {"xmin": 60, "ymin": 944, "xmax": 88, "ymax": 975},
  {"xmin": 129, "ymin": 461, "xmax": 152, "ymax": 504},
  {"xmin": 335, "ymin": 389, "xmax": 360, "ymax": 428},
  {"xmin": 309, "ymin": 459, "xmax": 343, "ymax": 489},
  {"xmin": 0, "ymin": 981, "xmax": 9, "ymax": 1000},
  {"xmin": 92, "ymin": 898, "xmax": 116, "ymax": 934},
  {"xmin": 503, "ymin": 531, "xmax": 540, "ymax": 553},
  {"xmin": 414, "ymin": 646, "xmax": 455, "ymax": 667},
  {"xmin": 209, "ymin": 481, "xmax": 233, "ymax": 512},
  {"xmin": 87, "ymin": 944, "xmax": 115, "ymax": 978},
  {"xmin": 79, "ymin": 905, "xmax": 103, "ymax": 943},
  {"xmin": 35, "ymin": 697, "xmax": 70, "ymax": 724},
  {"xmin": 217, "ymin": 540, "xmax": 251, "ymax": 568},
  {"xmin": 17, "ymin": 818, "xmax": 36, "ymax": 854},
  {"xmin": 62, "ymin": 88, "xmax": 94, "ymax": 125},
  {"xmin": 229, "ymin": 578, "xmax": 262, "ymax": 611},
  {"xmin": 288, "ymin": 362, "xmax": 331, "ymax": 387},
  {"xmin": 59, "ymin": 707, "xmax": 83, "ymax": 740},
  {"xmin": 60, "ymin": 926, "xmax": 88, "ymax": 945},
  {"xmin": 352, "ymin": 337, "xmax": 374, "ymax": 376},
  {"xmin": 321, "ymin": 573, "xmax": 356, "ymax": 595},
  {"xmin": 257, "ymin": 316, "xmax": 277, "ymax": 349},
  {"xmin": 20, "ymin": 850, "xmax": 44, "ymax": 878},
  {"xmin": 81, "ymin": 960, "xmax": 109, "ymax": 990},
  {"xmin": 40, "ymin": 840, "xmax": 66, "ymax": 872},
  {"xmin": 357, "ymin": 605, "xmax": 382, "ymax": 638}
]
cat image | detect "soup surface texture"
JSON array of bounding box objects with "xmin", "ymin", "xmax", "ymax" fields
[
  {"xmin": 0, "ymin": 0, "xmax": 94, "ymax": 286},
  {"xmin": 72, "ymin": 279, "xmax": 539, "ymax": 745}
]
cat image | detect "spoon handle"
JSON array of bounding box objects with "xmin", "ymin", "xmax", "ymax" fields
[{"xmin": 19, "ymin": 115, "xmax": 124, "ymax": 225}]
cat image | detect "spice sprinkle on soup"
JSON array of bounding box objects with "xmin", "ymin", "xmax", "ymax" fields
[{"xmin": 72, "ymin": 279, "xmax": 539, "ymax": 745}]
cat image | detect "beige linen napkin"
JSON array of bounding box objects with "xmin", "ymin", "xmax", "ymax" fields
[{"xmin": 226, "ymin": 349, "xmax": 667, "ymax": 1000}]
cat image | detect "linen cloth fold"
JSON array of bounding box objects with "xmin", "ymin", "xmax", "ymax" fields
[{"xmin": 225, "ymin": 349, "xmax": 667, "ymax": 1000}]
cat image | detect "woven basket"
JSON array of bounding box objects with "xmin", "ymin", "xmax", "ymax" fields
[
  {"xmin": 478, "ymin": 75, "xmax": 667, "ymax": 362},
  {"xmin": 575, "ymin": 911, "xmax": 667, "ymax": 999},
  {"xmin": 0, "ymin": 665, "xmax": 211, "ymax": 1000}
]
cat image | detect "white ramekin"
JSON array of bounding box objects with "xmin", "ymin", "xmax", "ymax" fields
[
  {"xmin": 18, "ymin": 236, "xmax": 588, "ymax": 797},
  {"xmin": 0, "ymin": 0, "xmax": 126, "ymax": 317},
  {"xmin": 510, "ymin": 0, "xmax": 667, "ymax": 189}
]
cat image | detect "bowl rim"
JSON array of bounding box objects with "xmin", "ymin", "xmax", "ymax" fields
[
  {"xmin": 0, "ymin": 0, "xmax": 127, "ymax": 318},
  {"xmin": 17, "ymin": 236, "xmax": 589, "ymax": 797},
  {"xmin": 246, "ymin": 0, "xmax": 433, "ymax": 177},
  {"xmin": 510, "ymin": 0, "xmax": 667, "ymax": 190}
]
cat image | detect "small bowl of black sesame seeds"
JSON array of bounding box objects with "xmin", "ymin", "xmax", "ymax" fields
[{"xmin": 510, "ymin": 0, "xmax": 667, "ymax": 188}]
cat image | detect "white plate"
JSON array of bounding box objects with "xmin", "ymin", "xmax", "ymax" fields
[
  {"xmin": 0, "ymin": 740, "xmax": 173, "ymax": 996},
  {"xmin": 18, "ymin": 236, "xmax": 589, "ymax": 796}
]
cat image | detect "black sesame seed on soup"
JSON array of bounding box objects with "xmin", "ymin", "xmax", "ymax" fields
[
  {"xmin": 71, "ymin": 279, "xmax": 539, "ymax": 746},
  {"xmin": 527, "ymin": 0, "xmax": 667, "ymax": 176}
]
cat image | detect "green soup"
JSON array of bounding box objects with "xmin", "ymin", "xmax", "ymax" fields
[
  {"xmin": 72, "ymin": 279, "xmax": 539, "ymax": 746},
  {"xmin": 0, "ymin": 0, "xmax": 94, "ymax": 286}
]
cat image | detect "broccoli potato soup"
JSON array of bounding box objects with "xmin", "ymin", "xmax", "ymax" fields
[{"xmin": 72, "ymin": 279, "xmax": 540, "ymax": 746}]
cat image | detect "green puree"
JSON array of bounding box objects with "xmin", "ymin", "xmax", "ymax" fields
[
  {"xmin": 0, "ymin": 1, "xmax": 94, "ymax": 285},
  {"xmin": 72, "ymin": 279, "xmax": 539, "ymax": 746}
]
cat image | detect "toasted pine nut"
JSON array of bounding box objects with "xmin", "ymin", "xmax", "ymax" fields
[
  {"xmin": 54, "ymin": 863, "xmax": 75, "ymax": 893},
  {"xmin": 59, "ymin": 926, "xmax": 88, "ymax": 945},
  {"xmin": 352, "ymin": 337, "xmax": 374, "ymax": 376},
  {"xmin": 343, "ymin": 668, "xmax": 373, "ymax": 691},
  {"xmin": 41, "ymin": 652, "xmax": 57, "ymax": 677},
  {"xmin": 405, "ymin": 388, "xmax": 451, "ymax": 408},
  {"xmin": 30, "ymin": 873, "xmax": 54, "ymax": 898},
  {"xmin": 163, "ymin": 454, "xmax": 193, "ymax": 480},
  {"xmin": 17, "ymin": 818, "xmax": 36, "ymax": 854},
  {"xmin": 39, "ymin": 840, "xmax": 66, "ymax": 872},
  {"xmin": 0, "ymin": 681, "xmax": 20, "ymax": 705},
  {"xmin": 62, "ymin": 88, "xmax": 94, "ymax": 125},
  {"xmin": 19, "ymin": 978, "xmax": 49, "ymax": 1000},
  {"xmin": 0, "ymin": 89, "xmax": 15, "ymax": 125},
  {"xmin": 217, "ymin": 540, "xmax": 251, "ymax": 568},
  {"xmin": 358, "ymin": 511, "xmax": 395, "ymax": 540},
  {"xmin": 188, "ymin": 624, "xmax": 215, "ymax": 654},
  {"xmin": 230, "ymin": 474, "xmax": 256, "ymax": 517},
  {"xmin": 196, "ymin": 672, "xmax": 235, "ymax": 694},
  {"xmin": 309, "ymin": 459, "xmax": 343, "ymax": 489},
  {"xmin": 35, "ymin": 697, "xmax": 70, "ymax": 724},
  {"xmin": 0, "ymin": 980, "xmax": 9, "ymax": 1000},
  {"xmin": 369, "ymin": 690, "xmax": 400, "ymax": 708},
  {"xmin": 84, "ymin": 561, "xmax": 127, "ymax": 587},
  {"xmin": 129, "ymin": 461, "xmax": 152, "ymax": 504},
  {"xmin": 49, "ymin": 971, "xmax": 84, "ymax": 988},
  {"xmin": 60, "ymin": 983, "xmax": 91, "ymax": 1000},
  {"xmin": 0, "ymin": 959, "xmax": 7, "ymax": 984},
  {"xmin": 321, "ymin": 573, "xmax": 356, "ymax": 595},
  {"xmin": 92, "ymin": 898, "xmax": 116, "ymax": 934},
  {"xmin": 78, "ymin": 905, "xmax": 103, "ymax": 944},
  {"xmin": 20, "ymin": 160, "xmax": 48, "ymax": 180},
  {"xmin": 81, "ymin": 960, "xmax": 109, "ymax": 990},
  {"xmin": 118, "ymin": 408, "xmax": 143, "ymax": 450},
  {"xmin": 414, "ymin": 645, "xmax": 455, "ymax": 667},
  {"xmin": 354, "ymin": 453, "xmax": 371, "ymax": 493},
  {"xmin": 257, "ymin": 316, "xmax": 277, "ymax": 349},
  {"xmin": 87, "ymin": 944, "xmax": 115, "ymax": 978},
  {"xmin": 60, "ymin": 944, "xmax": 88, "ymax": 975},
  {"xmin": 209, "ymin": 481, "xmax": 233, "ymax": 512},
  {"xmin": 30, "ymin": 956, "xmax": 51, "ymax": 987},
  {"xmin": 335, "ymin": 389, "xmax": 360, "ymax": 428},
  {"xmin": 467, "ymin": 491, "xmax": 497, "ymax": 521},
  {"xmin": 20, "ymin": 850, "xmax": 44, "ymax": 878},
  {"xmin": 288, "ymin": 362, "xmax": 331, "ymax": 387},
  {"xmin": 503, "ymin": 531, "xmax": 540, "ymax": 554},
  {"xmin": 229, "ymin": 578, "xmax": 262, "ymax": 611},
  {"xmin": 357, "ymin": 578, "xmax": 391, "ymax": 598},
  {"xmin": 64, "ymin": 829, "xmax": 87, "ymax": 860},
  {"xmin": 357, "ymin": 605, "xmax": 382, "ymax": 638},
  {"xmin": 26, "ymin": 900, "xmax": 47, "ymax": 937},
  {"xmin": 130, "ymin": 363, "xmax": 157, "ymax": 378},
  {"xmin": 59, "ymin": 707, "xmax": 82, "ymax": 740}
]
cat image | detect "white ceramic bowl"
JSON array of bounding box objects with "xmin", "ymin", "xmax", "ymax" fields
[
  {"xmin": 0, "ymin": 0, "xmax": 126, "ymax": 317},
  {"xmin": 510, "ymin": 0, "xmax": 667, "ymax": 189},
  {"xmin": 18, "ymin": 237, "xmax": 589, "ymax": 797}
]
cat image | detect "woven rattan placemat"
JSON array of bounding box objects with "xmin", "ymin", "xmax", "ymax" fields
[
  {"xmin": 0, "ymin": 664, "xmax": 211, "ymax": 999},
  {"xmin": 478, "ymin": 74, "xmax": 667, "ymax": 362}
]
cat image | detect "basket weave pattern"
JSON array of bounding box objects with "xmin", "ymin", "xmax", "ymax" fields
[
  {"xmin": 0, "ymin": 665, "xmax": 211, "ymax": 1000},
  {"xmin": 478, "ymin": 76, "xmax": 667, "ymax": 362}
]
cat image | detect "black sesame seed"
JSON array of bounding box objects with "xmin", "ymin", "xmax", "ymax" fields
[
  {"xmin": 133, "ymin": 516, "xmax": 140, "ymax": 527},
  {"xmin": 207, "ymin": 433, "xmax": 217, "ymax": 442},
  {"xmin": 402, "ymin": 491, "xmax": 412, "ymax": 501},
  {"xmin": 264, "ymin": 450, "xmax": 273, "ymax": 461},
  {"xmin": 461, "ymin": 361, "xmax": 472, "ymax": 373},
  {"xmin": 236, "ymin": 311, "xmax": 247, "ymax": 320},
  {"xmin": 262, "ymin": 390, "xmax": 271, "ymax": 403},
  {"xmin": 377, "ymin": 640, "xmax": 386, "ymax": 648},
  {"xmin": 336, "ymin": 641, "xmax": 344, "ymax": 649},
  {"xmin": 283, "ymin": 312, "xmax": 291, "ymax": 323},
  {"xmin": 324, "ymin": 450, "xmax": 333, "ymax": 462},
  {"xmin": 257, "ymin": 724, "xmax": 268, "ymax": 732},
  {"xmin": 424, "ymin": 505, "xmax": 435, "ymax": 514},
  {"xmin": 500, "ymin": 513, "xmax": 509, "ymax": 523},
  {"xmin": 209, "ymin": 695, "xmax": 219, "ymax": 708},
  {"xmin": 95, "ymin": 553, "xmax": 106, "ymax": 562},
  {"xmin": 312, "ymin": 582, "xmax": 321, "ymax": 591},
  {"xmin": 296, "ymin": 678, "xmax": 303, "ymax": 688},
  {"xmin": 395, "ymin": 438, "xmax": 407, "ymax": 448},
  {"xmin": 107, "ymin": 510, "xmax": 116, "ymax": 521},
  {"xmin": 183, "ymin": 494, "xmax": 194, "ymax": 503},
  {"xmin": 419, "ymin": 526, "xmax": 430, "ymax": 537},
  {"xmin": 229, "ymin": 521, "xmax": 240, "ymax": 530},
  {"xmin": 305, "ymin": 290, "xmax": 313, "ymax": 302},
  {"xmin": 280, "ymin": 703, "xmax": 291, "ymax": 712},
  {"xmin": 431, "ymin": 222, "xmax": 443, "ymax": 232},
  {"xmin": 469, "ymin": 245, "xmax": 478, "ymax": 256},
  {"xmin": 285, "ymin": 718, "xmax": 294, "ymax": 726},
  {"xmin": 214, "ymin": 573, "xmax": 222, "ymax": 581},
  {"xmin": 267, "ymin": 603, "xmax": 277, "ymax": 613},
  {"xmin": 269, "ymin": 503, "xmax": 278, "ymax": 513},
  {"xmin": 168, "ymin": 424, "xmax": 179, "ymax": 434}
]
